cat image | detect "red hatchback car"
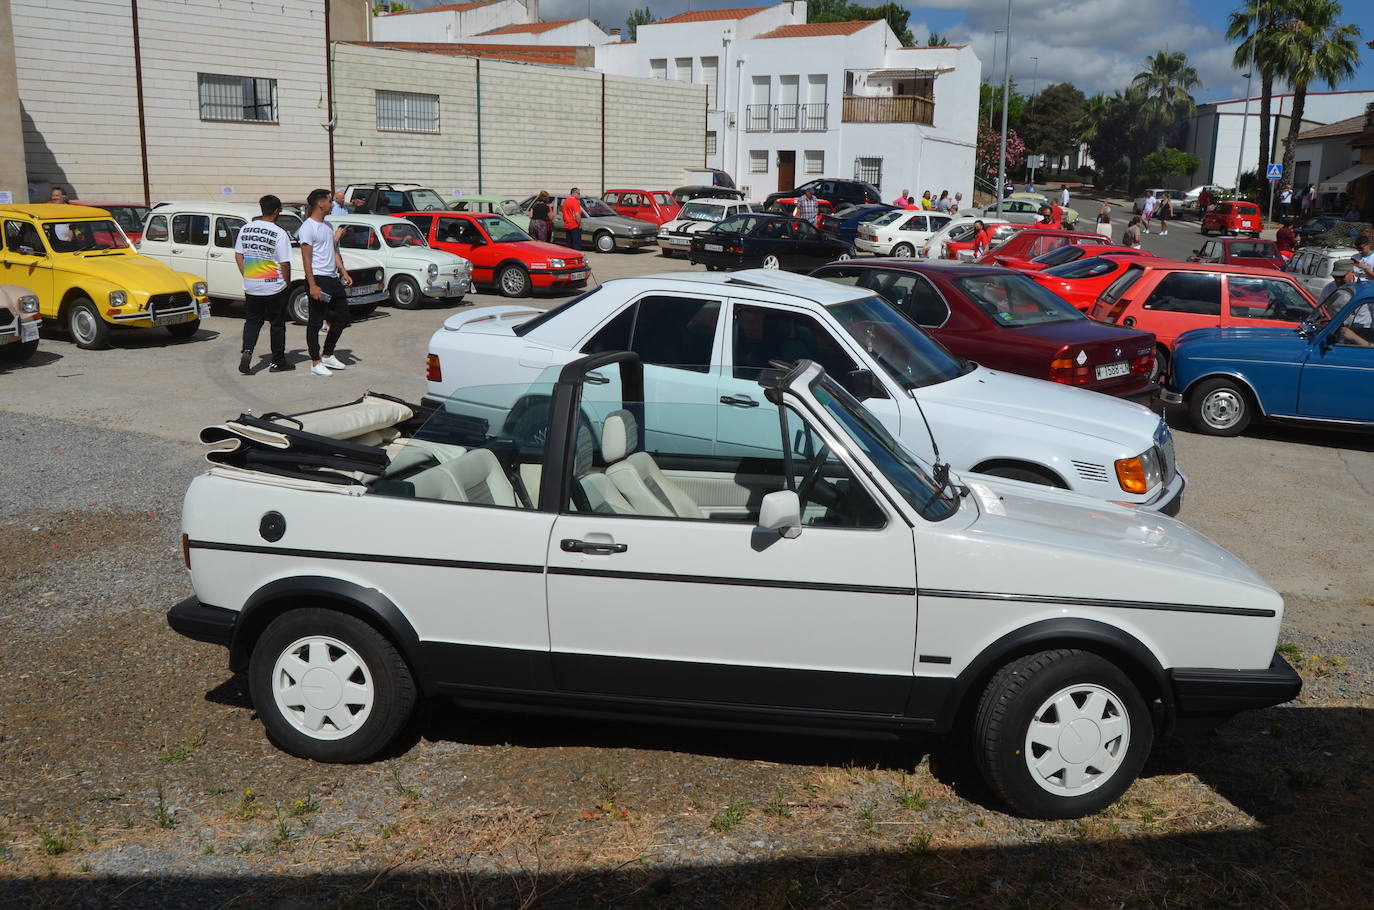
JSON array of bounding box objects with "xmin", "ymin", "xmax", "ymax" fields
[
  {"xmin": 811, "ymin": 260, "xmax": 1158, "ymax": 401},
  {"xmin": 1201, "ymin": 201, "xmax": 1263, "ymax": 237},
  {"xmin": 1088, "ymin": 260, "xmax": 1323, "ymax": 375},
  {"xmin": 1027, "ymin": 254, "xmax": 1145, "ymax": 312},
  {"xmin": 978, "ymin": 229, "xmax": 1113, "ymax": 270},
  {"xmin": 1188, "ymin": 236, "xmax": 1285, "ymax": 270},
  {"xmin": 602, "ymin": 189, "xmax": 680, "ymax": 226},
  {"xmin": 401, "ymin": 211, "xmax": 587, "ymax": 298}
]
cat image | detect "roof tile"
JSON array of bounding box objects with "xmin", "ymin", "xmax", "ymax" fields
[
  {"xmin": 656, "ymin": 6, "xmax": 771, "ymax": 24},
  {"xmin": 381, "ymin": 1, "xmax": 498, "ymax": 15},
  {"xmin": 756, "ymin": 20, "xmax": 879, "ymax": 39},
  {"xmin": 475, "ymin": 18, "xmax": 579, "ymax": 35}
]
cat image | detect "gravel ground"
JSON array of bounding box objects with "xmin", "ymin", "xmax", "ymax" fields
[{"xmin": 3, "ymin": 397, "xmax": 1374, "ymax": 908}]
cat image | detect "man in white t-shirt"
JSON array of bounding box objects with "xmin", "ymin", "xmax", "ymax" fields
[
  {"xmin": 1279, "ymin": 185, "xmax": 1293, "ymax": 219},
  {"xmin": 1060, "ymin": 186, "xmax": 1070, "ymax": 208},
  {"xmin": 299, "ymin": 188, "xmax": 353, "ymax": 376},
  {"xmin": 1141, "ymin": 192, "xmax": 1156, "ymax": 233},
  {"xmin": 234, "ymin": 194, "xmax": 295, "ymax": 374}
]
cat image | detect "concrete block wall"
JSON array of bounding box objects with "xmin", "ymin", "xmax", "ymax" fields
[{"xmin": 334, "ymin": 45, "xmax": 705, "ymax": 200}]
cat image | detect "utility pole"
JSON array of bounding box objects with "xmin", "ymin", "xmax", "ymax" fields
[
  {"xmin": 987, "ymin": 29, "xmax": 1003, "ymax": 131},
  {"xmin": 1027, "ymin": 56, "xmax": 1039, "ymax": 186},
  {"xmin": 995, "ymin": 0, "xmax": 1011, "ymax": 215}
]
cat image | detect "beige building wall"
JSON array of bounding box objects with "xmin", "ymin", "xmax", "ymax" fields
[
  {"xmin": 0, "ymin": 0, "xmax": 28, "ymax": 203},
  {"xmin": 12, "ymin": 0, "xmax": 330, "ymax": 203},
  {"xmin": 334, "ymin": 44, "xmax": 705, "ymax": 199}
]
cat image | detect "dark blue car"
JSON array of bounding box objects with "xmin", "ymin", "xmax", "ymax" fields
[
  {"xmin": 1169, "ymin": 281, "xmax": 1372, "ymax": 436},
  {"xmin": 817, "ymin": 203, "xmax": 898, "ymax": 243}
]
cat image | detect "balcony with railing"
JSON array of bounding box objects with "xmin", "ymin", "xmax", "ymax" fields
[
  {"xmin": 841, "ymin": 94, "xmax": 934, "ymax": 126},
  {"xmin": 745, "ymin": 104, "xmax": 772, "ymax": 131},
  {"xmin": 773, "ymin": 102, "xmax": 829, "ymax": 131}
]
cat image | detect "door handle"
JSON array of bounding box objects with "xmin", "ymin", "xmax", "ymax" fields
[
  {"xmin": 720, "ymin": 395, "xmax": 759, "ymax": 408},
  {"xmin": 209, "ymin": 251, "xmax": 222, "ymax": 258},
  {"xmin": 561, "ymin": 538, "xmax": 627, "ymax": 554},
  {"xmin": 171, "ymin": 247, "xmax": 184, "ymax": 253}
]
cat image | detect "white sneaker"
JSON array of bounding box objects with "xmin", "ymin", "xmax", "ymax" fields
[
  {"xmin": 321, "ymin": 355, "xmax": 346, "ymax": 370},
  {"xmin": 1161, "ymin": 230, "xmax": 1168, "ymax": 236},
  {"xmin": 310, "ymin": 362, "xmax": 332, "ymax": 376}
]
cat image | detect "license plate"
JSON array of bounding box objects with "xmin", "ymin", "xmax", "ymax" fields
[
  {"xmin": 349, "ymin": 284, "xmax": 381, "ymax": 297},
  {"xmin": 1240, "ymin": 220, "xmax": 1252, "ymax": 227},
  {"xmin": 704, "ymin": 244, "xmax": 723, "ymax": 252},
  {"xmin": 20, "ymin": 320, "xmax": 39, "ymax": 342},
  {"xmin": 154, "ymin": 312, "xmax": 194, "ymax": 326},
  {"xmin": 1095, "ymin": 360, "xmax": 1130, "ymax": 380},
  {"xmin": 568, "ymin": 271, "xmax": 586, "ymax": 280},
  {"xmin": 197, "ymin": 302, "xmax": 211, "ymax": 319}
]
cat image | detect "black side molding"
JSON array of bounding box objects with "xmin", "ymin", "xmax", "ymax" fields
[
  {"xmin": 1169, "ymin": 653, "xmax": 1302, "ymax": 715},
  {"xmin": 166, "ymin": 597, "xmax": 237, "ymax": 648}
]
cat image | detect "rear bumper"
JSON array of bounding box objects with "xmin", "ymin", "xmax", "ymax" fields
[
  {"xmin": 167, "ymin": 596, "xmax": 237, "ymax": 649},
  {"xmin": 1169, "ymin": 653, "xmax": 1302, "ymax": 715}
]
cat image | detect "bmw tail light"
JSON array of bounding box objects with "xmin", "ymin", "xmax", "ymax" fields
[
  {"xmin": 426, "ymin": 353, "xmax": 442, "ymax": 382},
  {"xmin": 1049, "ymin": 358, "xmax": 1093, "ymax": 386},
  {"xmin": 1132, "ymin": 353, "xmax": 1154, "ymax": 376}
]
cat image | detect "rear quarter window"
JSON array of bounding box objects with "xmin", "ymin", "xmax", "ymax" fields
[{"xmin": 1142, "ymin": 272, "xmax": 1222, "ymax": 316}]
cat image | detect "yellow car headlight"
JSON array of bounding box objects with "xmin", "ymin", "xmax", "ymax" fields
[{"xmin": 108, "ymin": 290, "xmax": 127, "ymax": 307}]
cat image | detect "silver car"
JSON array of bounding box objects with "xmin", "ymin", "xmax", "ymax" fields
[{"xmin": 521, "ymin": 195, "xmax": 658, "ymax": 253}]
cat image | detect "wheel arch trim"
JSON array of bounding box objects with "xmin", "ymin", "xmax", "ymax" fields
[{"xmin": 1182, "ymin": 369, "xmax": 1267, "ymax": 417}]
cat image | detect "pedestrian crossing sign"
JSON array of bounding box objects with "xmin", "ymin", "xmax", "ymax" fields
[{"xmin": 1266, "ymin": 164, "xmax": 1283, "ymax": 179}]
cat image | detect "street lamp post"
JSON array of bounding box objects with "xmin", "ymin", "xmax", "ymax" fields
[
  {"xmin": 995, "ymin": 0, "xmax": 1012, "ymax": 215},
  {"xmin": 1234, "ymin": 71, "xmax": 1253, "ymax": 195},
  {"xmin": 1027, "ymin": 56, "xmax": 1040, "ymax": 186},
  {"xmin": 988, "ymin": 29, "xmax": 1004, "ymax": 131}
]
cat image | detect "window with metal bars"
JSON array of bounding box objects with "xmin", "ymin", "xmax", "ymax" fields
[
  {"xmin": 854, "ymin": 156, "xmax": 882, "ymax": 186},
  {"xmin": 705, "ymin": 131, "xmax": 718, "ymax": 156},
  {"xmin": 804, "ymin": 150, "xmax": 824, "ymax": 174},
  {"xmin": 197, "ymin": 73, "xmax": 277, "ymax": 123},
  {"xmin": 376, "ymin": 90, "xmax": 440, "ymax": 133}
]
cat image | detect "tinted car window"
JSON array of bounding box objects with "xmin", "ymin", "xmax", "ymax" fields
[
  {"xmin": 822, "ymin": 268, "xmax": 950, "ymax": 328},
  {"xmin": 1227, "ymin": 277, "xmax": 1315, "ymax": 320},
  {"xmin": 1142, "ymin": 272, "xmax": 1222, "ymax": 315},
  {"xmin": 1031, "ymin": 245, "xmax": 1086, "ymax": 267},
  {"xmin": 143, "ymin": 215, "xmax": 169, "ymax": 242},
  {"xmin": 954, "ymin": 273, "xmax": 1082, "ymax": 326},
  {"xmin": 1100, "ymin": 266, "xmax": 1145, "ymax": 304},
  {"xmin": 172, "ymin": 214, "xmax": 210, "ymax": 246},
  {"xmin": 214, "ymin": 216, "xmax": 244, "ymax": 248},
  {"xmin": 1045, "ymin": 256, "xmax": 1120, "ymax": 280},
  {"xmin": 1229, "ymin": 241, "xmax": 1278, "ymax": 258},
  {"xmin": 403, "ymin": 214, "xmax": 435, "ymax": 233},
  {"xmin": 732, "ymin": 304, "xmax": 857, "ymax": 380},
  {"xmin": 581, "ymin": 295, "xmax": 719, "ymax": 373}
]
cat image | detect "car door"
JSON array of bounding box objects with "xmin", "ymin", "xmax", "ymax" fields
[
  {"xmin": 577, "ymin": 292, "xmax": 726, "ymax": 454},
  {"xmin": 0, "ymin": 219, "xmax": 54, "ymax": 314},
  {"xmin": 1197, "ymin": 240, "xmax": 1220, "ymax": 263},
  {"xmin": 788, "ymin": 218, "xmax": 830, "ymax": 267},
  {"xmin": 432, "ymin": 216, "xmax": 492, "ymax": 282},
  {"xmin": 1133, "ymin": 271, "xmax": 1223, "ymax": 346},
  {"xmin": 137, "ymin": 213, "xmax": 172, "ymax": 264},
  {"xmin": 169, "ymin": 213, "xmax": 211, "ymax": 280},
  {"xmin": 544, "ymin": 376, "xmax": 918, "ymax": 713},
  {"xmin": 717, "ymin": 300, "xmax": 902, "ymax": 456},
  {"xmin": 1298, "ymin": 296, "xmax": 1374, "ymax": 422},
  {"xmin": 208, "ymin": 216, "xmax": 246, "ymax": 298}
]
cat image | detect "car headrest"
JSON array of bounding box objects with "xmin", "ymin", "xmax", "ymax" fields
[{"xmin": 601, "ymin": 410, "xmax": 638, "ymax": 464}]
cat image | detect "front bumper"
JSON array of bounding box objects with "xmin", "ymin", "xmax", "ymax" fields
[
  {"xmin": 422, "ymin": 278, "xmax": 472, "ymax": 299},
  {"xmin": 529, "ymin": 267, "xmax": 589, "ymax": 289},
  {"xmin": 1140, "ymin": 469, "xmax": 1186, "ymax": 517},
  {"xmin": 658, "ymin": 234, "xmax": 692, "ymax": 251},
  {"xmin": 167, "ymin": 596, "xmax": 238, "ymax": 648},
  {"xmin": 1169, "ymin": 653, "xmax": 1302, "ymax": 715},
  {"xmin": 614, "ymin": 236, "xmax": 656, "ymax": 250},
  {"xmin": 346, "ymin": 287, "xmax": 390, "ymax": 307}
]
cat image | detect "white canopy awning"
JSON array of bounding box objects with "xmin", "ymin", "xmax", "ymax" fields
[{"xmin": 1318, "ymin": 163, "xmax": 1374, "ymax": 193}]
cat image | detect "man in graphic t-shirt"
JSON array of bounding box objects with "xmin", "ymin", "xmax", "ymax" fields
[
  {"xmin": 234, "ymin": 194, "xmax": 295, "ymax": 374},
  {"xmin": 299, "ymin": 188, "xmax": 353, "ymax": 377}
]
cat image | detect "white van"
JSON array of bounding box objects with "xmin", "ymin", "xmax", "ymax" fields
[{"xmin": 1286, "ymin": 245, "xmax": 1359, "ymax": 298}]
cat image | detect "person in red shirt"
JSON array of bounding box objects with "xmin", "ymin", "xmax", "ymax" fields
[
  {"xmin": 1051, "ymin": 200, "xmax": 1064, "ymax": 226},
  {"xmin": 1276, "ymin": 220, "xmax": 1299, "ymax": 255},
  {"xmin": 1039, "ymin": 205, "xmax": 1062, "ymax": 229},
  {"xmin": 972, "ymin": 219, "xmax": 991, "ymax": 258},
  {"xmin": 560, "ymin": 187, "xmax": 584, "ymax": 251}
]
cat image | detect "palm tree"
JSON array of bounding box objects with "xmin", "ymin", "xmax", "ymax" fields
[
  {"xmin": 1270, "ymin": 0, "xmax": 1362, "ymax": 186},
  {"xmin": 1130, "ymin": 51, "xmax": 1201, "ymax": 151},
  {"xmin": 1227, "ymin": 1, "xmax": 1285, "ymax": 184}
]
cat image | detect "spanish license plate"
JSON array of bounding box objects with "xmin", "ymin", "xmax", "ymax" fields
[
  {"xmin": 1240, "ymin": 220, "xmax": 1252, "ymax": 228},
  {"xmin": 154, "ymin": 312, "xmax": 194, "ymax": 326},
  {"xmin": 20, "ymin": 320, "xmax": 39, "ymax": 342},
  {"xmin": 198, "ymin": 302, "xmax": 211, "ymax": 319},
  {"xmin": 349, "ymin": 284, "xmax": 381, "ymax": 297},
  {"xmin": 704, "ymin": 243, "xmax": 723, "ymax": 252},
  {"xmin": 568, "ymin": 271, "xmax": 587, "ymax": 280},
  {"xmin": 1095, "ymin": 360, "xmax": 1130, "ymax": 380}
]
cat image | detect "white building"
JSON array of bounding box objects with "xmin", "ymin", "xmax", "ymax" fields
[
  {"xmin": 1184, "ymin": 89, "xmax": 1374, "ymax": 190},
  {"xmin": 597, "ymin": 5, "xmax": 979, "ymax": 202},
  {"xmin": 371, "ymin": 0, "xmax": 535, "ymax": 43},
  {"xmin": 464, "ymin": 18, "xmax": 613, "ymax": 47}
]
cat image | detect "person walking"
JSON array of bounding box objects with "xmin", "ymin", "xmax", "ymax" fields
[
  {"xmin": 1140, "ymin": 192, "xmax": 1156, "ymax": 233},
  {"xmin": 1156, "ymin": 193, "xmax": 1173, "ymax": 236},
  {"xmin": 561, "ymin": 188, "xmax": 584, "ymax": 251},
  {"xmin": 1198, "ymin": 187, "xmax": 1212, "ymax": 215},
  {"xmin": 299, "ymin": 188, "xmax": 353, "ymax": 377},
  {"xmin": 235, "ymin": 194, "xmax": 295, "ymax": 375},
  {"xmin": 794, "ymin": 187, "xmax": 820, "ymax": 225},
  {"xmin": 1060, "ymin": 185, "xmax": 1071, "ymax": 208},
  {"xmin": 1095, "ymin": 202, "xmax": 1113, "ymax": 239},
  {"xmin": 1123, "ymin": 215, "xmax": 1144, "ymax": 249},
  {"xmin": 1301, "ymin": 184, "xmax": 1316, "ymax": 218},
  {"xmin": 529, "ymin": 191, "xmax": 553, "ymax": 243}
]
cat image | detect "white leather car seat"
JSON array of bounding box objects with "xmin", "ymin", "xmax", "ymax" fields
[
  {"xmin": 601, "ymin": 410, "xmax": 703, "ymax": 519},
  {"xmin": 573, "ymin": 423, "xmax": 634, "ymax": 514},
  {"xmin": 404, "ymin": 448, "xmax": 519, "ymax": 506}
]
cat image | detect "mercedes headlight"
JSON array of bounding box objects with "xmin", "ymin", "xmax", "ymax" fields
[
  {"xmin": 108, "ymin": 290, "xmax": 127, "ymax": 307},
  {"xmin": 427, "ymin": 263, "xmax": 439, "ymax": 279},
  {"xmin": 18, "ymin": 295, "xmax": 38, "ymax": 314},
  {"xmin": 1114, "ymin": 448, "xmax": 1163, "ymax": 494},
  {"xmin": 192, "ymin": 281, "xmax": 208, "ymax": 298},
  {"xmin": 548, "ymin": 258, "xmax": 566, "ymax": 268}
]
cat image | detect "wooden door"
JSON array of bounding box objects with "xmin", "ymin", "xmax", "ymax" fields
[{"xmin": 777, "ymin": 152, "xmax": 796, "ymax": 192}]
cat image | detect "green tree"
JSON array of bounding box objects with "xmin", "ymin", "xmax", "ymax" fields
[
  {"xmin": 926, "ymin": 31, "xmax": 950, "ymax": 46},
  {"xmin": 372, "ymin": 1, "xmax": 409, "ymax": 12},
  {"xmin": 1141, "ymin": 147, "xmax": 1203, "ymax": 184},
  {"xmin": 625, "ymin": 7, "xmax": 655, "ymax": 41},
  {"xmin": 1270, "ymin": 0, "xmax": 1362, "ymax": 186},
  {"xmin": 1228, "ymin": 0, "xmax": 1286, "ymax": 182},
  {"xmin": 808, "ymin": 0, "xmax": 915, "ymax": 46},
  {"xmin": 978, "ymin": 79, "xmax": 1026, "ymax": 129},
  {"xmin": 1079, "ymin": 90, "xmax": 1149, "ymax": 190},
  {"xmin": 1019, "ymin": 82, "xmax": 1087, "ymax": 174},
  {"xmin": 1130, "ymin": 50, "xmax": 1200, "ymax": 153}
]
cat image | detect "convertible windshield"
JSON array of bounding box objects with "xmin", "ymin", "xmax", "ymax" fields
[
  {"xmin": 954, "ymin": 273, "xmax": 1083, "ymax": 327},
  {"xmin": 810, "ymin": 375, "xmax": 959, "ymax": 521},
  {"xmin": 43, "ymin": 220, "xmax": 130, "ymax": 252},
  {"xmin": 408, "ymin": 189, "xmax": 449, "ymax": 212},
  {"xmin": 478, "ymin": 216, "xmax": 532, "ymax": 243},
  {"xmin": 581, "ymin": 199, "xmax": 616, "ymax": 217},
  {"xmin": 826, "ymin": 296, "xmax": 968, "ymax": 389},
  {"xmin": 381, "ymin": 222, "xmax": 427, "ymax": 247},
  {"xmin": 681, "ymin": 202, "xmax": 726, "ymax": 222}
]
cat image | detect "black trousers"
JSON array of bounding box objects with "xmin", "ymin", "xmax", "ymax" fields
[
  {"xmin": 306, "ymin": 275, "xmax": 350, "ymax": 361},
  {"xmin": 241, "ymin": 288, "xmax": 288, "ymax": 359}
]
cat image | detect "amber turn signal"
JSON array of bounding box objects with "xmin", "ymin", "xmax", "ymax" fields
[{"xmin": 1114, "ymin": 457, "xmax": 1148, "ymax": 494}]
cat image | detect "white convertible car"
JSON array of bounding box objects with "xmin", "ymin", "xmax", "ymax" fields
[
  {"xmin": 170, "ymin": 354, "xmax": 1298, "ymax": 819},
  {"xmin": 424, "ymin": 271, "xmax": 1186, "ymax": 513}
]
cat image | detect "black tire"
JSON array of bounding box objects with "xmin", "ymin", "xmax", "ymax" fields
[
  {"xmin": 288, "ymin": 286, "xmax": 311, "ymax": 325},
  {"xmin": 1188, "ymin": 376, "xmax": 1253, "ymax": 436},
  {"xmin": 974, "ymin": 649, "xmax": 1152, "ymax": 819},
  {"xmin": 1148, "ymin": 344, "xmax": 1169, "ymax": 383},
  {"xmin": 498, "ymin": 264, "xmax": 531, "ymax": 297},
  {"xmin": 0, "ymin": 338, "xmax": 39, "ymax": 364},
  {"xmin": 351, "ymin": 303, "xmax": 379, "ymax": 319},
  {"xmin": 166, "ymin": 319, "xmax": 200, "ymax": 339},
  {"xmin": 594, "ymin": 231, "xmax": 616, "ymax": 254},
  {"xmin": 65, "ymin": 298, "xmax": 110, "ymax": 349},
  {"xmin": 978, "ymin": 463, "xmax": 1066, "ymax": 488},
  {"xmin": 661, "ymin": 249, "xmax": 676, "ymax": 258},
  {"xmin": 248, "ymin": 608, "xmax": 416, "ymax": 763},
  {"xmin": 892, "ymin": 242, "xmax": 915, "ymax": 258},
  {"xmin": 389, "ymin": 274, "xmax": 423, "ymax": 309}
]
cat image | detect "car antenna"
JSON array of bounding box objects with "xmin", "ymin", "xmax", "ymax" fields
[{"xmin": 909, "ymin": 390, "xmax": 967, "ymax": 499}]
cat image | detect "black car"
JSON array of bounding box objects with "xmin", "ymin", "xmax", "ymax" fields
[
  {"xmin": 671, "ymin": 185, "xmax": 746, "ymax": 206},
  {"xmin": 763, "ymin": 179, "xmax": 882, "ymax": 214},
  {"xmin": 817, "ymin": 203, "xmax": 898, "ymax": 243},
  {"xmin": 688, "ymin": 213, "xmax": 853, "ymax": 272},
  {"xmin": 1292, "ymin": 214, "xmax": 1348, "ymax": 240}
]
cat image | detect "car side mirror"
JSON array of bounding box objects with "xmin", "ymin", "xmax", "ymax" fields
[
  {"xmin": 758, "ymin": 490, "xmax": 803, "ymax": 539},
  {"xmin": 843, "ymin": 368, "xmax": 886, "ymax": 400},
  {"xmin": 1297, "ymin": 319, "xmax": 1318, "ymax": 339},
  {"xmin": 16, "ymin": 245, "xmax": 40, "ymax": 257}
]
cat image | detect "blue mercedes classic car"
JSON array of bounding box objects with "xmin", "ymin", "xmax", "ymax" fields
[{"xmin": 1169, "ymin": 281, "xmax": 1373, "ymax": 436}]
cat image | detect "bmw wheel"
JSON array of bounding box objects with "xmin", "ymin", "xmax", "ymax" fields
[
  {"xmin": 498, "ymin": 264, "xmax": 531, "ymax": 298},
  {"xmin": 761, "ymin": 254, "xmax": 782, "ymax": 269},
  {"xmin": 974, "ymin": 649, "xmax": 1151, "ymax": 819},
  {"xmin": 249, "ymin": 609, "xmax": 416, "ymax": 763},
  {"xmin": 1188, "ymin": 377, "xmax": 1252, "ymax": 436}
]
